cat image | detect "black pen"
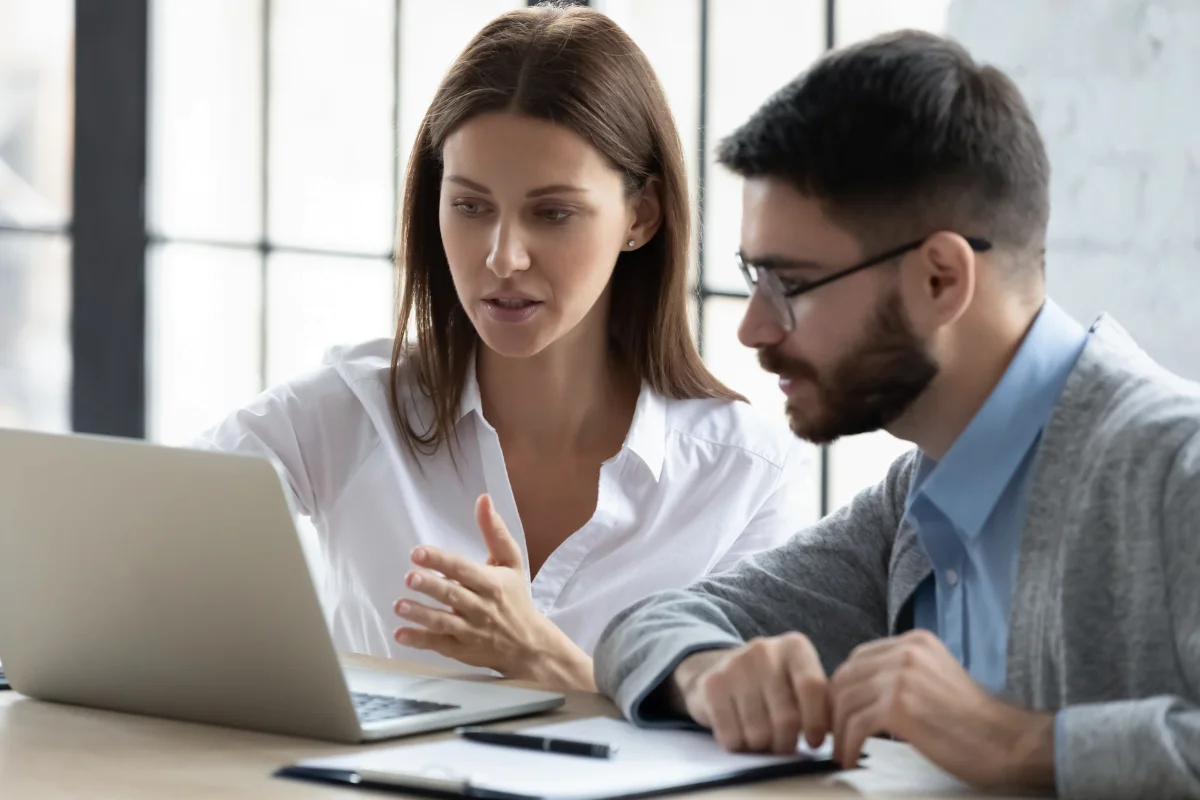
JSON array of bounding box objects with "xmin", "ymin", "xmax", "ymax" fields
[{"xmin": 454, "ymin": 727, "xmax": 617, "ymax": 759}]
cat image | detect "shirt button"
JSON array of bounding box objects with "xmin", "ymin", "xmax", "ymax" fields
[{"xmin": 945, "ymin": 568, "xmax": 959, "ymax": 587}]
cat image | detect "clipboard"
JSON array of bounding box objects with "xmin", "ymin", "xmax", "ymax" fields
[{"xmin": 275, "ymin": 717, "xmax": 840, "ymax": 800}]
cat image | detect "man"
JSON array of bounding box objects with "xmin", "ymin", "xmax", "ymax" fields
[{"xmin": 593, "ymin": 30, "xmax": 1200, "ymax": 799}]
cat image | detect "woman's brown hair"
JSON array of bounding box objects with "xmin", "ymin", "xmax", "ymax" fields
[{"xmin": 389, "ymin": 3, "xmax": 741, "ymax": 457}]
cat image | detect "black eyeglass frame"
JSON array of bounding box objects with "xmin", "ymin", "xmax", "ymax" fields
[{"xmin": 737, "ymin": 235, "xmax": 993, "ymax": 331}]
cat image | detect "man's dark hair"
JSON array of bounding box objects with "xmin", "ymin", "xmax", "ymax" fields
[{"xmin": 718, "ymin": 30, "xmax": 1050, "ymax": 263}]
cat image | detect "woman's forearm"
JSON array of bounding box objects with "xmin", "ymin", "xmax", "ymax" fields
[
  {"xmin": 541, "ymin": 643, "xmax": 596, "ymax": 692},
  {"xmin": 514, "ymin": 626, "xmax": 596, "ymax": 692}
]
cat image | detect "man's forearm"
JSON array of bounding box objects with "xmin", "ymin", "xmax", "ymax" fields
[
  {"xmin": 996, "ymin": 706, "xmax": 1056, "ymax": 791},
  {"xmin": 662, "ymin": 649, "xmax": 731, "ymax": 718}
]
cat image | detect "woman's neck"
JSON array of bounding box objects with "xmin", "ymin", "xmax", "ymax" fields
[{"xmin": 476, "ymin": 327, "xmax": 639, "ymax": 458}]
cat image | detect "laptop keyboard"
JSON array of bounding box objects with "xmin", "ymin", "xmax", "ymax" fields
[{"xmin": 351, "ymin": 691, "xmax": 459, "ymax": 723}]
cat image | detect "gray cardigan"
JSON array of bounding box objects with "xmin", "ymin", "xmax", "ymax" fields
[{"xmin": 594, "ymin": 314, "xmax": 1200, "ymax": 799}]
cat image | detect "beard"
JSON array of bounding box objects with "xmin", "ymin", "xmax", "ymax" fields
[{"xmin": 758, "ymin": 288, "xmax": 939, "ymax": 445}]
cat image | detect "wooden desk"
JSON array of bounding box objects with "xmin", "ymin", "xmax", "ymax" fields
[{"xmin": 0, "ymin": 656, "xmax": 1016, "ymax": 798}]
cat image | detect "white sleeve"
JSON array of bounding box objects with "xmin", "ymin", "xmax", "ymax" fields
[
  {"xmin": 190, "ymin": 366, "xmax": 364, "ymax": 521},
  {"xmin": 709, "ymin": 437, "xmax": 816, "ymax": 575}
]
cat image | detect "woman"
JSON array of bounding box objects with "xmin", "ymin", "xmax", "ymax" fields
[{"xmin": 198, "ymin": 5, "xmax": 810, "ymax": 691}]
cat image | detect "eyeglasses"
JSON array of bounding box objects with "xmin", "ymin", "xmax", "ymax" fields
[{"xmin": 737, "ymin": 235, "xmax": 993, "ymax": 332}]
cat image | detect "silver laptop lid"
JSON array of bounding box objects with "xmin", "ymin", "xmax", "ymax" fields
[{"xmin": 0, "ymin": 428, "xmax": 362, "ymax": 741}]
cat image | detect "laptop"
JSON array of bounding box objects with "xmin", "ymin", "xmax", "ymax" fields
[{"xmin": 0, "ymin": 427, "xmax": 564, "ymax": 742}]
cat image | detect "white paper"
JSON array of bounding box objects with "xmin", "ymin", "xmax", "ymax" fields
[
  {"xmin": 825, "ymin": 737, "xmax": 982, "ymax": 796},
  {"xmin": 298, "ymin": 717, "xmax": 833, "ymax": 799}
]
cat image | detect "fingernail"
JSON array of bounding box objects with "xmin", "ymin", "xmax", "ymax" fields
[
  {"xmin": 407, "ymin": 572, "xmax": 421, "ymax": 589},
  {"xmin": 395, "ymin": 629, "xmax": 408, "ymax": 642},
  {"xmin": 397, "ymin": 601, "xmax": 410, "ymax": 615},
  {"xmin": 412, "ymin": 548, "xmax": 426, "ymax": 564}
]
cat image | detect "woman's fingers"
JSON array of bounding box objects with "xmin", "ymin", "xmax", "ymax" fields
[
  {"xmin": 394, "ymin": 599, "xmax": 474, "ymax": 639},
  {"xmin": 411, "ymin": 545, "xmax": 495, "ymax": 595},
  {"xmin": 402, "ymin": 569, "xmax": 490, "ymax": 623}
]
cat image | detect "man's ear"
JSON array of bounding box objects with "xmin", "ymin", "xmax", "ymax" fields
[
  {"xmin": 903, "ymin": 231, "xmax": 978, "ymax": 334},
  {"xmin": 626, "ymin": 175, "xmax": 664, "ymax": 249}
]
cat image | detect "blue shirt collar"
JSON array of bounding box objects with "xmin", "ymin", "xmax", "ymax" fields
[{"xmin": 907, "ymin": 299, "xmax": 1088, "ymax": 537}]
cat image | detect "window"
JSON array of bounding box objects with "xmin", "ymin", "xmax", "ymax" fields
[
  {"xmin": 146, "ymin": 0, "xmax": 521, "ymax": 444},
  {"xmin": 699, "ymin": 0, "xmax": 826, "ymax": 519},
  {"xmin": 0, "ymin": 0, "xmax": 73, "ymax": 432}
]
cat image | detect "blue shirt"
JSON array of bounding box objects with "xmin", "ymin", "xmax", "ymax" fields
[{"xmin": 905, "ymin": 299, "xmax": 1088, "ymax": 694}]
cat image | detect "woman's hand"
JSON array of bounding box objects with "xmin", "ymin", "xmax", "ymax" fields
[{"xmin": 393, "ymin": 494, "xmax": 595, "ymax": 691}]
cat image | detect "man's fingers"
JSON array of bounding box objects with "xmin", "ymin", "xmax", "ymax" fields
[
  {"xmin": 837, "ymin": 631, "xmax": 929, "ymax": 687},
  {"xmin": 775, "ymin": 633, "xmax": 830, "ymax": 749},
  {"xmin": 832, "ymin": 644, "xmax": 892, "ymax": 693},
  {"xmin": 827, "ymin": 640, "xmax": 902, "ymax": 758},
  {"xmin": 476, "ymin": 494, "xmax": 524, "ymax": 569},
  {"xmin": 684, "ymin": 693, "xmax": 713, "ymax": 728},
  {"xmin": 760, "ymin": 670, "xmax": 804, "ymax": 754},
  {"xmin": 837, "ymin": 695, "xmax": 886, "ymax": 770},
  {"xmin": 688, "ymin": 635, "xmax": 831, "ymax": 757},
  {"xmin": 699, "ymin": 672, "xmax": 745, "ymax": 752},
  {"xmin": 843, "ymin": 635, "xmax": 902, "ymax": 662},
  {"xmin": 732, "ymin": 685, "xmax": 774, "ymax": 752},
  {"xmin": 790, "ymin": 669, "xmax": 831, "ymax": 749},
  {"xmin": 830, "ymin": 676, "xmax": 880, "ymax": 764}
]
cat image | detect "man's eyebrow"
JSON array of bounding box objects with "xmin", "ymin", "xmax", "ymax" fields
[{"xmin": 738, "ymin": 252, "xmax": 826, "ymax": 270}]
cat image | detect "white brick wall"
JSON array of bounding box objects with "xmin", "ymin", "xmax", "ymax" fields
[{"xmin": 949, "ymin": 0, "xmax": 1200, "ymax": 379}]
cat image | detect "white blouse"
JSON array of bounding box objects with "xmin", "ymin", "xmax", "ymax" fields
[{"xmin": 196, "ymin": 339, "xmax": 811, "ymax": 670}]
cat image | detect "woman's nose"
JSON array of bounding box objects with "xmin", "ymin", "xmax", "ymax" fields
[{"xmin": 486, "ymin": 220, "xmax": 531, "ymax": 278}]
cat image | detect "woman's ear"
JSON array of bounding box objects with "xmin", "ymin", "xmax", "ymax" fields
[{"xmin": 626, "ymin": 175, "xmax": 664, "ymax": 249}]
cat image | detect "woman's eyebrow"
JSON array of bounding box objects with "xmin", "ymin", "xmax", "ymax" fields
[
  {"xmin": 443, "ymin": 174, "xmax": 589, "ymax": 198},
  {"xmin": 525, "ymin": 184, "xmax": 588, "ymax": 198},
  {"xmin": 444, "ymin": 174, "xmax": 491, "ymax": 193}
]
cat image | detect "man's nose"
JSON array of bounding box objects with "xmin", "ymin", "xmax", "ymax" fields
[{"xmin": 738, "ymin": 289, "xmax": 788, "ymax": 349}]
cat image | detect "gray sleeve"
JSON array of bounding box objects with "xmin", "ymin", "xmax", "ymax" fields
[
  {"xmin": 1056, "ymin": 433, "xmax": 1200, "ymax": 799},
  {"xmin": 593, "ymin": 454, "xmax": 913, "ymax": 725},
  {"xmin": 1057, "ymin": 698, "xmax": 1200, "ymax": 799}
]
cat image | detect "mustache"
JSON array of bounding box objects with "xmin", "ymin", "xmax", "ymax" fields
[{"xmin": 757, "ymin": 347, "xmax": 818, "ymax": 382}]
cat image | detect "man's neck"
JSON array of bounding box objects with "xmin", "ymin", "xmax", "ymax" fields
[
  {"xmin": 476, "ymin": 325, "xmax": 639, "ymax": 458},
  {"xmin": 891, "ymin": 299, "xmax": 1045, "ymax": 461}
]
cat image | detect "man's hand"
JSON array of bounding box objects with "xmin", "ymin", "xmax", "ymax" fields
[
  {"xmin": 671, "ymin": 633, "xmax": 831, "ymax": 754},
  {"xmin": 393, "ymin": 494, "xmax": 593, "ymax": 690},
  {"xmin": 829, "ymin": 629, "xmax": 1056, "ymax": 789}
]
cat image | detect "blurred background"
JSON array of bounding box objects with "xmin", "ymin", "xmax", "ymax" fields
[{"xmin": 1, "ymin": 0, "xmax": 1197, "ymax": 525}]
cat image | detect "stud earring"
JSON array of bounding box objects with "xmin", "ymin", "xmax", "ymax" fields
[{"xmin": 628, "ymin": 239, "xmax": 636, "ymax": 248}]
